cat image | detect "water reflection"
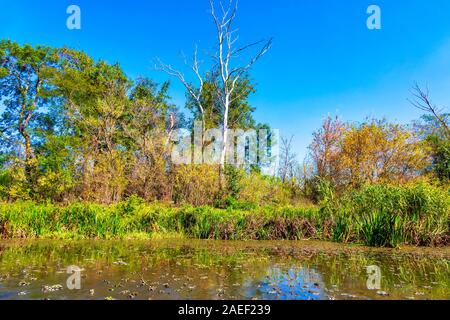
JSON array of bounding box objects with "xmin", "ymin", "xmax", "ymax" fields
[{"xmin": 0, "ymin": 240, "xmax": 448, "ymax": 300}]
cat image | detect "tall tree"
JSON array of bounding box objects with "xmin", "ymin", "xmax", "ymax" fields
[
  {"xmin": 186, "ymin": 73, "xmax": 257, "ymax": 130},
  {"xmin": 157, "ymin": 47, "xmax": 207, "ymax": 158},
  {"xmin": 208, "ymin": 0, "xmax": 272, "ymax": 171},
  {"xmin": 410, "ymin": 84, "xmax": 450, "ymax": 182},
  {"xmin": 309, "ymin": 116, "xmax": 346, "ymax": 188},
  {"xmin": 0, "ymin": 40, "xmax": 60, "ymax": 188},
  {"xmin": 158, "ymin": 0, "xmax": 272, "ymax": 174},
  {"xmin": 410, "ymin": 84, "xmax": 450, "ymax": 138},
  {"xmin": 52, "ymin": 49, "xmax": 131, "ymax": 203},
  {"xmin": 340, "ymin": 120, "xmax": 428, "ymax": 187},
  {"xmin": 123, "ymin": 78, "xmax": 180, "ymax": 201},
  {"xmin": 279, "ymin": 135, "xmax": 297, "ymax": 183},
  {"xmin": 309, "ymin": 117, "xmax": 429, "ymax": 190}
]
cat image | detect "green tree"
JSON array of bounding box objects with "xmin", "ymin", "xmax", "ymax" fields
[
  {"xmin": 51, "ymin": 49, "xmax": 131, "ymax": 203},
  {"xmin": 410, "ymin": 85, "xmax": 450, "ymax": 183},
  {"xmin": 123, "ymin": 78, "xmax": 181, "ymax": 201},
  {"xmin": 0, "ymin": 40, "xmax": 60, "ymax": 196}
]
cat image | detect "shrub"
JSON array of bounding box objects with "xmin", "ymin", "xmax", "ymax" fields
[
  {"xmin": 239, "ymin": 172, "xmax": 292, "ymax": 206},
  {"xmin": 0, "ymin": 169, "xmax": 11, "ymax": 200},
  {"xmin": 172, "ymin": 165, "xmax": 221, "ymax": 206},
  {"xmin": 0, "ymin": 181, "xmax": 447, "ymax": 248},
  {"xmin": 329, "ymin": 182, "xmax": 450, "ymax": 247}
]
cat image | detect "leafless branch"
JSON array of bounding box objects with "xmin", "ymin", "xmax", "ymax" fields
[
  {"xmin": 408, "ymin": 83, "xmax": 450, "ymax": 135},
  {"xmin": 280, "ymin": 135, "xmax": 297, "ymax": 183},
  {"xmin": 208, "ymin": 0, "xmax": 272, "ymax": 168},
  {"xmin": 155, "ymin": 56, "xmax": 205, "ymax": 117}
]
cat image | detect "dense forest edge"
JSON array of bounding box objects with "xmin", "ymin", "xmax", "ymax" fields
[{"xmin": 0, "ymin": 37, "xmax": 448, "ymax": 247}]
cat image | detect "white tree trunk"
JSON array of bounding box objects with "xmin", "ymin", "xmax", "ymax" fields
[{"xmin": 220, "ymin": 95, "xmax": 230, "ymax": 169}]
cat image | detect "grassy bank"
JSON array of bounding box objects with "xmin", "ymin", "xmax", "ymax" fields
[{"xmin": 0, "ymin": 183, "xmax": 448, "ymax": 248}]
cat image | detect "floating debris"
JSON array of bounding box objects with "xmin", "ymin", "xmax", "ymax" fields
[
  {"xmin": 113, "ymin": 260, "xmax": 128, "ymax": 266},
  {"xmin": 42, "ymin": 285, "xmax": 64, "ymax": 293}
]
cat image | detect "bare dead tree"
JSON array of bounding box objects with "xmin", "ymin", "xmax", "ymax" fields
[
  {"xmin": 409, "ymin": 83, "xmax": 450, "ymax": 137},
  {"xmin": 166, "ymin": 112, "xmax": 176, "ymax": 146},
  {"xmin": 279, "ymin": 135, "xmax": 297, "ymax": 183},
  {"xmin": 157, "ymin": 0, "xmax": 272, "ymax": 176},
  {"xmin": 156, "ymin": 46, "xmax": 206, "ymax": 150},
  {"xmin": 209, "ymin": 0, "xmax": 272, "ymax": 171}
]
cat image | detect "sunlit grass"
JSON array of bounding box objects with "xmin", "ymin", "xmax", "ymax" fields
[{"xmin": 0, "ymin": 182, "xmax": 448, "ymax": 247}]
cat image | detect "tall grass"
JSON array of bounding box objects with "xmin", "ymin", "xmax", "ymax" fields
[
  {"xmin": 0, "ymin": 200, "xmax": 325, "ymax": 241},
  {"xmin": 329, "ymin": 183, "xmax": 449, "ymax": 247},
  {"xmin": 0, "ymin": 183, "xmax": 448, "ymax": 247}
]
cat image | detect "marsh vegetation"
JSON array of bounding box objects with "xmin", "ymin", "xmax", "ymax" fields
[{"xmin": 0, "ymin": 240, "xmax": 448, "ymax": 300}]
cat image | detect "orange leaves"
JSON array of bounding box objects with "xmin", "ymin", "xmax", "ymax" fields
[{"xmin": 309, "ymin": 117, "xmax": 430, "ymax": 190}]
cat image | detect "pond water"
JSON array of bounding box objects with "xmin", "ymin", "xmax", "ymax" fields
[{"xmin": 0, "ymin": 240, "xmax": 448, "ymax": 300}]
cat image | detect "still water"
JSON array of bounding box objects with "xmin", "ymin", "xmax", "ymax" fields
[{"xmin": 0, "ymin": 240, "xmax": 448, "ymax": 300}]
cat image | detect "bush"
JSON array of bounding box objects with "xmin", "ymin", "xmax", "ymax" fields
[
  {"xmin": 0, "ymin": 170, "xmax": 11, "ymax": 200},
  {"xmin": 239, "ymin": 172, "xmax": 292, "ymax": 206},
  {"xmin": 224, "ymin": 164, "xmax": 244, "ymax": 199},
  {"xmin": 172, "ymin": 165, "xmax": 221, "ymax": 206},
  {"xmin": 0, "ymin": 182, "xmax": 447, "ymax": 247},
  {"xmin": 433, "ymin": 137, "xmax": 450, "ymax": 182},
  {"xmin": 329, "ymin": 182, "xmax": 450, "ymax": 247},
  {"xmin": 0, "ymin": 201, "xmax": 322, "ymax": 241}
]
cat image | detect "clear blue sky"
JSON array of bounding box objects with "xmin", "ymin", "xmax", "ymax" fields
[{"xmin": 1, "ymin": 0, "xmax": 450, "ymax": 160}]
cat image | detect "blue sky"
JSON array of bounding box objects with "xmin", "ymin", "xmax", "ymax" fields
[{"xmin": 1, "ymin": 0, "xmax": 450, "ymax": 160}]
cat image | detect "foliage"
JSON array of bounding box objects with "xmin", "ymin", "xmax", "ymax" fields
[
  {"xmin": 224, "ymin": 164, "xmax": 244, "ymax": 199},
  {"xmin": 308, "ymin": 117, "xmax": 430, "ymax": 193},
  {"xmin": 418, "ymin": 113, "xmax": 450, "ymax": 183},
  {"xmin": 172, "ymin": 165, "xmax": 221, "ymax": 206},
  {"xmin": 428, "ymin": 136, "xmax": 450, "ymax": 182},
  {"xmin": 0, "ymin": 181, "xmax": 447, "ymax": 247},
  {"xmin": 0, "ymin": 41, "xmax": 448, "ymax": 248},
  {"xmin": 328, "ymin": 182, "xmax": 450, "ymax": 247},
  {"xmin": 239, "ymin": 171, "xmax": 292, "ymax": 206},
  {"xmin": 0, "ymin": 40, "xmax": 61, "ymax": 195}
]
